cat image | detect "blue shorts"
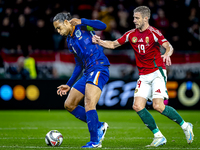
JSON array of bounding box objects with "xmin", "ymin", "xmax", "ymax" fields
[{"xmin": 73, "ymin": 66, "xmax": 109, "ymax": 95}]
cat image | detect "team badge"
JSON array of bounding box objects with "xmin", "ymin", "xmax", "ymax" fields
[
  {"xmin": 145, "ymin": 37, "xmax": 149, "ymax": 44},
  {"xmin": 135, "ymin": 89, "xmax": 138, "ymax": 93},
  {"xmin": 132, "ymin": 37, "xmax": 137, "ymax": 43},
  {"xmin": 75, "ymin": 30, "xmax": 81, "ymax": 38}
]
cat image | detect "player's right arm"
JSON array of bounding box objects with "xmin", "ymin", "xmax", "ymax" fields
[
  {"xmin": 66, "ymin": 57, "xmax": 83, "ymax": 87},
  {"xmin": 92, "ymin": 35, "xmax": 121, "ymax": 49},
  {"xmin": 57, "ymin": 56, "xmax": 83, "ymax": 96},
  {"xmin": 92, "ymin": 29, "xmax": 133, "ymax": 49}
]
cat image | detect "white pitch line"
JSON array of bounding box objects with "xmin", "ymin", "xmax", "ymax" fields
[
  {"xmin": 0, "ymin": 127, "xmax": 199, "ymax": 130},
  {"xmin": 0, "ymin": 146, "xmax": 199, "ymax": 149},
  {"xmin": 145, "ymin": 148, "xmax": 200, "ymax": 150},
  {"xmin": 0, "ymin": 127, "xmax": 38, "ymax": 130},
  {"xmin": 0, "ymin": 137, "xmax": 188, "ymax": 140}
]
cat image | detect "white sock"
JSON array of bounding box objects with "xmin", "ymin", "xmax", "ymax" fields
[
  {"xmin": 181, "ymin": 121, "xmax": 188, "ymax": 130},
  {"xmin": 154, "ymin": 131, "xmax": 163, "ymax": 137}
]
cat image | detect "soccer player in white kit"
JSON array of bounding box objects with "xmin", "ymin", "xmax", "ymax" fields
[{"xmin": 92, "ymin": 6, "xmax": 194, "ymax": 147}]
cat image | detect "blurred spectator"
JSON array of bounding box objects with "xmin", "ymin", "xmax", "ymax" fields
[
  {"xmin": 13, "ymin": 14, "xmax": 32, "ymax": 53},
  {"xmin": 187, "ymin": 7, "xmax": 199, "ymax": 27},
  {"xmin": 0, "ymin": 0, "xmax": 4, "ymax": 14},
  {"xmin": 52, "ymin": 66, "xmax": 59, "ymax": 79},
  {"xmin": 91, "ymin": 9, "xmax": 105, "ymax": 39},
  {"xmin": 183, "ymin": 35, "xmax": 199, "ymax": 51},
  {"xmin": 75, "ymin": 0, "xmax": 96, "ymax": 18},
  {"xmin": 188, "ymin": 23, "xmax": 200, "ymax": 41},
  {"xmin": 92, "ymin": 9, "xmax": 99, "ymax": 20},
  {"xmin": 103, "ymin": 19, "xmax": 122, "ymax": 41},
  {"xmin": 4, "ymin": 7, "xmax": 14, "ymax": 19},
  {"xmin": 7, "ymin": 56, "xmax": 30, "ymax": 79},
  {"xmin": 156, "ymin": 0, "xmax": 166, "ymax": 10},
  {"xmin": 0, "ymin": 53, "xmax": 4, "ymax": 78},
  {"xmin": 135, "ymin": 0, "xmax": 145, "ymax": 6},
  {"xmin": 185, "ymin": 23, "xmax": 200, "ymax": 51},
  {"xmin": 52, "ymin": 30, "xmax": 65, "ymax": 51},
  {"xmin": 23, "ymin": 49, "xmax": 37, "ymax": 79},
  {"xmin": 13, "ymin": 0, "xmax": 26, "ymax": 14},
  {"xmin": 117, "ymin": 8, "xmax": 130, "ymax": 34},
  {"xmin": 32, "ymin": 18, "xmax": 53, "ymax": 50},
  {"xmin": 43, "ymin": 6, "xmax": 54, "ymax": 25},
  {"xmin": 23, "ymin": 6, "xmax": 32, "ymax": 22},
  {"xmin": 167, "ymin": 21, "xmax": 184, "ymax": 50},
  {"xmin": 0, "ymin": 17, "xmax": 15, "ymax": 50},
  {"xmin": 186, "ymin": 70, "xmax": 192, "ymax": 79},
  {"xmin": 147, "ymin": 0, "xmax": 157, "ymax": 26},
  {"xmin": 0, "ymin": 0, "xmax": 198, "ymax": 52},
  {"xmin": 51, "ymin": 1, "xmax": 65, "ymax": 15},
  {"xmin": 0, "ymin": 0, "xmax": 199, "ymax": 81},
  {"xmin": 153, "ymin": 8, "xmax": 169, "ymax": 36},
  {"xmin": 94, "ymin": 0, "xmax": 106, "ymax": 10},
  {"xmin": 98, "ymin": 5, "xmax": 116, "ymax": 38},
  {"xmin": 185, "ymin": 0, "xmax": 200, "ymax": 8}
]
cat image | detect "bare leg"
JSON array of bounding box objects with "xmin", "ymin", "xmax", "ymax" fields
[
  {"xmin": 64, "ymin": 87, "xmax": 84, "ymax": 111},
  {"xmin": 64, "ymin": 87, "xmax": 86, "ymax": 122}
]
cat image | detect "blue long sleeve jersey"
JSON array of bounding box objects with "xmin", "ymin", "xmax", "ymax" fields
[{"xmin": 66, "ymin": 18, "xmax": 110, "ymax": 87}]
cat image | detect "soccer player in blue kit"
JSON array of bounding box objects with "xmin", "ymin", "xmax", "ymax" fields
[{"xmin": 53, "ymin": 12, "xmax": 109, "ymax": 148}]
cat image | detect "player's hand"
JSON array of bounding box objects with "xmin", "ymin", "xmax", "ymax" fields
[
  {"xmin": 69, "ymin": 18, "xmax": 81, "ymax": 26},
  {"xmin": 92, "ymin": 35, "xmax": 100, "ymax": 44},
  {"xmin": 57, "ymin": 85, "xmax": 70, "ymax": 97},
  {"xmin": 161, "ymin": 54, "xmax": 171, "ymax": 66}
]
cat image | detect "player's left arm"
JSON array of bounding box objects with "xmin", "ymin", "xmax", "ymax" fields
[
  {"xmin": 161, "ymin": 42, "xmax": 174, "ymax": 66},
  {"xmin": 70, "ymin": 18, "xmax": 106, "ymax": 31}
]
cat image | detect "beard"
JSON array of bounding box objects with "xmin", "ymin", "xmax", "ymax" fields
[{"xmin": 137, "ymin": 23, "xmax": 145, "ymax": 30}]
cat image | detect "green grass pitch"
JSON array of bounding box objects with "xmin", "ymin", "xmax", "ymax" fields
[{"xmin": 0, "ymin": 109, "xmax": 199, "ymax": 150}]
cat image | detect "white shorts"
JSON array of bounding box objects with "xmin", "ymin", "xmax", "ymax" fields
[{"xmin": 134, "ymin": 69, "xmax": 168, "ymax": 101}]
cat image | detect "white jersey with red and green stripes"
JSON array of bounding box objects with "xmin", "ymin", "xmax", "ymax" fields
[{"xmin": 117, "ymin": 26, "xmax": 168, "ymax": 75}]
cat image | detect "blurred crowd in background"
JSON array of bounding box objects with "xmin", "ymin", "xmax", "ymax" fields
[
  {"xmin": 0, "ymin": 0, "xmax": 199, "ymax": 54},
  {"xmin": 0, "ymin": 0, "xmax": 199, "ymax": 80}
]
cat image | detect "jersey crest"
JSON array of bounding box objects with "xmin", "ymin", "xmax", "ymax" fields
[
  {"xmin": 75, "ymin": 30, "xmax": 81, "ymax": 38},
  {"xmin": 132, "ymin": 37, "xmax": 137, "ymax": 43}
]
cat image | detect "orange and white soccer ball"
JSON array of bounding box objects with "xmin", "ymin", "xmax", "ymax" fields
[{"xmin": 45, "ymin": 130, "xmax": 63, "ymax": 147}]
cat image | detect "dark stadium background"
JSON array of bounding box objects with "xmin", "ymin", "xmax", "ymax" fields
[{"xmin": 0, "ymin": 0, "xmax": 200, "ymax": 109}]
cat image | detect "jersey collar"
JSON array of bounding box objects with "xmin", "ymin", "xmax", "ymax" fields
[{"xmin": 70, "ymin": 26, "xmax": 75, "ymax": 36}]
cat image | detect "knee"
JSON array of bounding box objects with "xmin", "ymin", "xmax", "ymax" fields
[
  {"xmin": 153, "ymin": 103, "xmax": 164, "ymax": 113},
  {"xmin": 64, "ymin": 101, "xmax": 75, "ymax": 112},
  {"xmin": 132, "ymin": 103, "xmax": 144, "ymax": 112},
  {"xmin": 84, "ymin": 98, "xmax": 96, "ymax": 112}
]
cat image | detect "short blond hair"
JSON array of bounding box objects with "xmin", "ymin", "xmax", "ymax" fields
[{"xmin": 134, "ymin": 6, "xmax": 151, "ymax": 19}]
